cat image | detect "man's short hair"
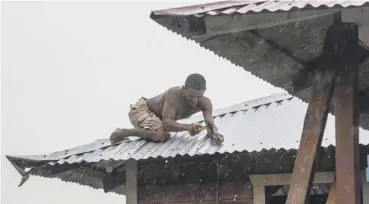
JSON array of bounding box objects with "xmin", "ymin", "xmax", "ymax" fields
[{"xmin": 184, "ymin": 73, "xmax": 206, "ymax": 90}]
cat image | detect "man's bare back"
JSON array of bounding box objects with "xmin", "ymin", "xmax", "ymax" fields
[
  {"xmin": 110, "ymin": 74, "xmax": 219, "ymax": 143},
  {"xmin": 146, "ymin": 86, "xmax": 203, "ymax": 121}
]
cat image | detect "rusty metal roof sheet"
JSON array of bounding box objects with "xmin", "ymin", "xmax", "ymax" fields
[
  {"xmin": 7, "ymin": 93, "xmax": 369, "ymax": 166},
  {"xmin": 152, "ymin": 0, "xmax": 369, "ymax": 17}
]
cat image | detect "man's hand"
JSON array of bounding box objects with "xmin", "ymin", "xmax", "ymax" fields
[
  {"xmin": 186, "ymin": 124, "xmax": 205, "ymax": 136},
  {"xmin": 209, "ymin": 133, "xmax": 224, "ymax": 146},
  {"xmin": 110, "ymin": 128, "xmax": 123, "ymax": 144}
]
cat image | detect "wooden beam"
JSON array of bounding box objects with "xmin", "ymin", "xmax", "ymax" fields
[
  {"xmin": 285, "ymin": 66, "xmax": 336, "ymax": 204},
  {"xmin": 250, "ymin": 172, "xmax": 334, "ymax": 186},
  {"xmin": 153, "ymin": 6, "xmax": 369, "ymax": 41},
  {"xmin": 249, "ymin": 171, "xmax": 366, "ymax": 186},
  {"xmin": 126, "ymin": 159, "xmax": 138, "ymax": 204},
  {"xmin": 195, "ymin": 10, "xmax": 338, "ymax": 38},
  {"xmin": 253, "ymin": 186, "xmax": 266, "ymax": 204},
  {"xmin": 185, "ymin": 7, "xmax": 369, "ymax": 39},
  {"xmin": 333, "ymin": 23, "xmax": 361, "ymax": 204},
  {"xmin": 291, "ymin": 42, "xmax": 369, "ymax": 95},
  {"xmin": 326, "ymin": 177, "xmax": 337, "ymax": 204}
]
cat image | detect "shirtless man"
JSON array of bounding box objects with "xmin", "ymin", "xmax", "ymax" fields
[{"xmin": 110, "ymin": 73, "xmax": 222, "ymax": 144}]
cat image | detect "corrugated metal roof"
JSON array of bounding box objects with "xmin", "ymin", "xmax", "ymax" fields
[
  {"xmin": 149, "ymin": 0, "xmax": 369, "ymax": 131},
  {"xmin": 7, "ymin": 93, "xmax": 369, "ymax": 166},
  {"xmin": 151, "ymin": 0, "xmax": 369, "ymax": 17}
]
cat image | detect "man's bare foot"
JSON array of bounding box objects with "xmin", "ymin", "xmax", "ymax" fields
[{"xmin": 110, "ymin": 128, "xmax": 129, "ymax": 144}]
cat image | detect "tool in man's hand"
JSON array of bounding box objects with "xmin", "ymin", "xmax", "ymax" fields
[{"xmin": 198, "ymin": 120, "xmax": 224, "ymax": 146}]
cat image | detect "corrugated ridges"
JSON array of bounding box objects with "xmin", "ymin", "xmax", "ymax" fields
[
  {"xmin": 7, "ymin": 93, "xmax": 369, "ymax": 167},
  {"xmin": 151, "ymin": 0, "xmax": 369, "ymax": 17}
]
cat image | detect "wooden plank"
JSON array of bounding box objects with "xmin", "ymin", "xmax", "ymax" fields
[
  {"xmin": 219, "ymin": 181, "xmax": 253, "ymax": 200},
  {"xmin": 187, "ymin": 7, "xmax": 369, "ymax": 39},
  {"xmin": 126, "ymin": 159, "xmax": 138, "ymax": 204},
  {"xmin": 333, "ymin": 23, "xmax": 361, "ymax": 204},
  {"xmin": 198, "ymin": 10, "xmax": 338, "ymax": 38},
  {"xmin": 285, "ymin": 67, "xmax": 336, "ymax": 204},
  {"xmin": 249, "ymin": 171, "xmax": 336, "ymax": 186},
  {"xmin": 248, "ymin": 171, "xmax": 366, "ymax": 186},
  {"xmin": 138, "ymin": 181, "xmax": 253, "ymax": 203},
  {"xmin": 326, "ymin": 177, "xmax": 336, "ymax": 204},
  {"xmin": 253, "ymin": 186, "xmax": 265, "ymax": 204}
]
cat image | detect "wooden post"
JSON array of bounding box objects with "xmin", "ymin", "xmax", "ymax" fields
[
  {"xmin": 126, "ymin": 159, "xmax": 138, "ymax": 204},
  {"xmin": 253, "ymin": 185, "xmax": 266, "ymax": 204},
  {"xmin": 286, "ymin": 17, "xmax": 364, "ymax": 203},
  {"xmin": 285, "ymin": 69, "xmax": 336, "ymax": 203},
  {"xmin": 333, "ymin": 23, "xmax": 361, "ymax": 204},
  {"xmin": 363, "ymin": 183, "xmax": 369, "ymax": 204}
]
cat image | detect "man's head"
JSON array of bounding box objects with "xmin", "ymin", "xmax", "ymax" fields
[{"xmin": 182, "ymin": 73, "xmax": 206, "ymax": 107}]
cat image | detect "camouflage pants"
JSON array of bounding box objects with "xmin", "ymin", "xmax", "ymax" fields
[{"xmin": 128, "ymin": 97, "xmax": 163, "ymax": 131}]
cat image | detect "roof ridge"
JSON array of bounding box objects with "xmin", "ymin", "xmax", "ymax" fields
[
  {"xmin": 213, "ymin": 92, "xmax": 292, "ymax": 116},
  {"xmin": 180, "ymin": 92, "xmax": 292, "ymax": 124}
]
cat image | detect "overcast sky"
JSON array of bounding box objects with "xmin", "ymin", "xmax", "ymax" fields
[{"xmin": 0, "ymin": 1, "xmax": 285, "ymax": 204}]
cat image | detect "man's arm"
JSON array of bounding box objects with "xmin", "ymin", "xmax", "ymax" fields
[
  {"xmin": 201, "ymin": 97, "xmax": 218, "ymax": 134},
  {"xmin": 162, "ymin": 88, "xmax": 191, "ymax": 132}
]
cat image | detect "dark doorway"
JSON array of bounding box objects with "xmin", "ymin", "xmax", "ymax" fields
[{"xmin": 269, "ymin": 194, "xmax": 328, "ymax": 204}]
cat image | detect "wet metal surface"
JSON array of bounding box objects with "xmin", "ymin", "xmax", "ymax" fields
[{"xmin": 7, "ymin": 93, "xmax": 369, "ymax": 166}]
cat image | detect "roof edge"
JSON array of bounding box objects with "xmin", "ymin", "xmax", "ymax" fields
[
  {"xmin": 151, "ymin": 1, "xmax": 249, "ymax": 16},
  {"xmin": 150, "ymin": 1, "xmax": 369, "ymax": 17},
  {"xmin": 5, "ymin": 155, "xmax": 28, "ymax": 176}
]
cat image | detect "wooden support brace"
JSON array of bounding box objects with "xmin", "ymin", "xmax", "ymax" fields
[
  {"xmin": 333, "ymin": 23, "xmax": 361, "ymax": 204},
  {"xmin": 325, "ymin": 177, "xmax": 336, "ymax": 204},
  {"xmin": 285, "ymin": 20, "xmax": 348, "ymax": 204},
  {"xmin": 285, "ymin": 67, "xmax": 336, "ymax": 203},
  {"xmin": 253, "ymin": 186, "xmax": 266, "ymax": 204},
  {"xmin": 126, "ymin": 159, "xmax": 138, "ymax": 204}
]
